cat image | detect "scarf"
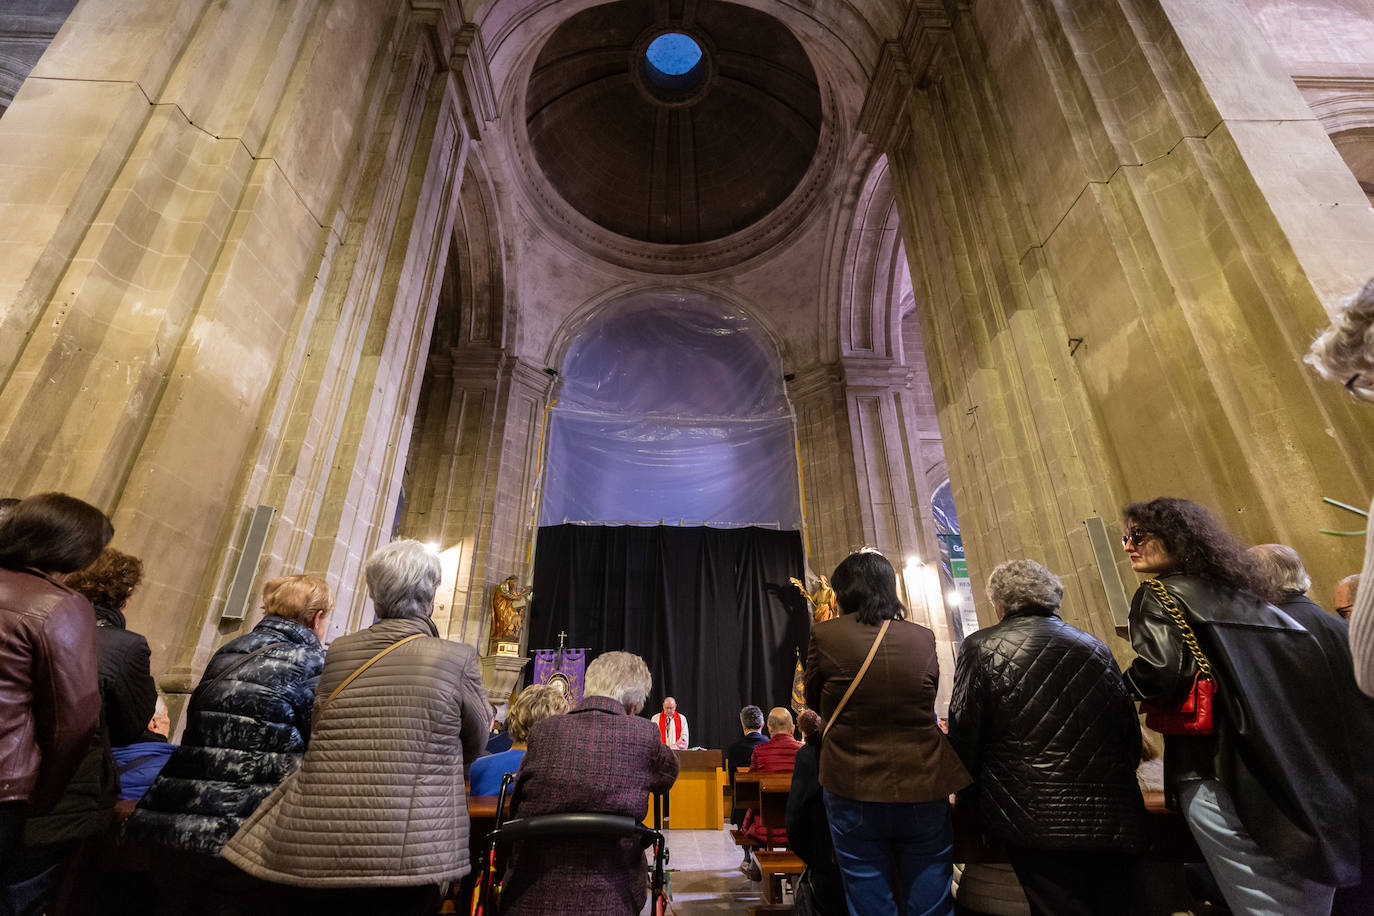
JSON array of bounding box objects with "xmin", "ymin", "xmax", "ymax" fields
[{"xmin": 658, "ymin": 711, "xmax": 681, "ymax": 745}]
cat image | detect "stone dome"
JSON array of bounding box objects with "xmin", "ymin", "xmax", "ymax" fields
[{"xmin": 524, "ymin": 0, "xmax": 823, "ymax": 246}]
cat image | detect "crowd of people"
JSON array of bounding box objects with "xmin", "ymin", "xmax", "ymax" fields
[{"xmin": 1, "ymin": 279, "xmax": 1373, "ymax": 916}]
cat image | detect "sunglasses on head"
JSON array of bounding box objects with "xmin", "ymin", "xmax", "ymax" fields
[{"xmin": 1121, "ymin": 527, "xmax": 1151, "ymax": 548}]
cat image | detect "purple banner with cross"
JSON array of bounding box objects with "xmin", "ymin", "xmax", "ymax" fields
[{"xmin": 533, "ymin": 648, "xmax": 586, "ymax": 704}]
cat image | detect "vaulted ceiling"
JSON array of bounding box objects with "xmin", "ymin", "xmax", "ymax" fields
[{"xmin": 523, "ymin": 0, "xmax": 822, "ymax": 246}]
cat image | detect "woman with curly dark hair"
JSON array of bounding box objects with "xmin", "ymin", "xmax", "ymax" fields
[{"xmin": 1121, "ymin": 497, "xmax": 1360, "ymax": 914}]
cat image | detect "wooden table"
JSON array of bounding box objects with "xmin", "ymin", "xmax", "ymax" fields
[{"xmin": 663, "ymin": 749, "xmax": 727, "ymax": 829}]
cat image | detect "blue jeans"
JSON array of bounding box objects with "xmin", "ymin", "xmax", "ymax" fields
[
  {"xmin": 823, "ymin": 790, "xmax": 954, "ymax": 916},
  {"xmin": 1179, "ymin": 779, "xmax": 1336, "ymax": 916}
]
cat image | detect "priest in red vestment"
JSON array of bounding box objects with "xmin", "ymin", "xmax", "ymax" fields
[{"xmin": 650, "ymin": 697, "xmax": 689, "ymax": 749}]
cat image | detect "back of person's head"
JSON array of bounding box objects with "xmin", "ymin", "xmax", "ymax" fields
[
  {"xmin": 766, "ymin": 706, "xmax": 794, "ymax": 737},
  {"xmin": 986, "ymin": 559, "xmax": 1062, "ymax": 614},
  {"xmin": 1248, "ymin": 544, "xmax": 1311, "ymax": 596},
  {"xmin": 584, "ymin": 651, "xmax": 653, "ymax": 713},
  {"xmin": 0, "ymin": 497, "xmax": 19, "ymax": 524},
  {"xmin": 262, "ymin": 574, "xmax": 333, "ymax": 628},
  {"xmin": 65, "ymin": 547, "xmax": 144, "ymax": 611},
  {"xmin": 1122, "ymin": 497, "xmax": 1275, "ymax": 601},
  {"xmin": 1306, "ymin": 275, "xmax": 1374, "ymax": 402},
  {"xmin": 365, "ymin": 539, "xmax": 441, "ymax": 619},
  {"xmin": 830, "ymin": 549, "xmax": 905, "ymax": 625},
  {"xmin": 0, "ymin": 492, "xmax": 114, "ymax": 575},
  {"xmin": 508, "ymin": 684, "xmax": 571, "ymax": 743},
  {"xmin": 797, "ymin": 709, "xmax": 823, "ymax": 743},
  {"xmin": 739, "ymin": 704, "xmax": 764, "ymax": 732},
  {"xmin": 1336, "ymin": 573, "xmax": 1361, "ymax": 619},
  {"xmin": 149, "ymin": 694, "xmax": 171, "ymax": 737}
]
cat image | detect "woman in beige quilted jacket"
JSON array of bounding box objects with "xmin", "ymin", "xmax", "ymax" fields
[{"xmin": 221, "ymin": 539, "xmax": 491, "ymax": 916}]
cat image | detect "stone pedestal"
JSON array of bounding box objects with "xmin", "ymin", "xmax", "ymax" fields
[{"xmin": 480, "ymin": 654, "xmax": 531, "ymax": 709}]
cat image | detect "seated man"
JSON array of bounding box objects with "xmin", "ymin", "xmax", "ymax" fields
[
  {"xmin": 725, "ymin": 705, "xmax": 768, "ymax": 827},
  {"xmin": 742, "ymin": 707, "xmax": 802, "ymax": 846},
  {"xmin": 500, "ymin": 652, "xmax": 679, "ymax": 916}
]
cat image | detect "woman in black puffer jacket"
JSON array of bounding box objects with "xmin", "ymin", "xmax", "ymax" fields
[
  {"xmin": 948, "ymin": 558, "xmax": 1146, "ymax": 916},
  {"xmin": 125, "ymin": 574, "xmax": 328, "ymax": 862}
]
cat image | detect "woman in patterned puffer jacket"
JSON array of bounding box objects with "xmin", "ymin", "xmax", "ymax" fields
[{"xmin": 125, "ymin": 575, "xmax": 328, "ymax": 858}]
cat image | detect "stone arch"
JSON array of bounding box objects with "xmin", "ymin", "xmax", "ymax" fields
[
  {"xmin": 834, "ymin": 152, "xmax": 907, "ymax": 360},
  {"xmin": 431, "ymin": 151, "xmax": 510, "ymax": 354},
  {"xmin": 538, "ymin": 284, "xmax": 799, "ymax": 529},
  {"xmin": 1297, "ymin": 79, "xmax": 1374, "ymax": 201},
  {"xmin": 542, "ymin": 281, "xmax": 789, "ymax": 373}
]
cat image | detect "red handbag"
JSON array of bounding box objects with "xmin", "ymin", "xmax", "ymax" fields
[{"xmin": 1138, "ymin": 579, "xmax": 1218, "ymax": 736}]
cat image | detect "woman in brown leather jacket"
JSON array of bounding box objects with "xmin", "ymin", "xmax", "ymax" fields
[
  {"xmin": 1121, "ymin": 497, "xmax": 1360, "ymax": 914},
  {"xmin": 804, "ymin": 549, "xmax": 969, "ymax": 916},
  {"xmin": 0, "ymin": 493, "xmax": 111, "ymax": 900}
]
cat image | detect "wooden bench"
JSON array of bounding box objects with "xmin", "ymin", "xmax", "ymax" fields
[{"xmin": 752, "ymin": 850, "xmax": 805, "ymax": 904}]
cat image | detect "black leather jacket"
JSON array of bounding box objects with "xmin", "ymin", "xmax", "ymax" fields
[
  {"xmin": 948, "ymin": 607, "xmax": 1146, "ymax": 850},
  {"xmin": 1124, "ymin": 574, "xmax": 1360, "ymax": 886}
]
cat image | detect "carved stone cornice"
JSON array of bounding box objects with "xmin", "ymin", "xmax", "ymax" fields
[
  {"xmin": 409, "ymin": 0, "xmax": 465, "ymax": 63},
  {"xmin": 858, "ymin": 2, "xmax": 953, "ymax": 151},
  {"xmin": 1292, "ymin": 73, "xmax": 1374, "ymax": 134},
  {"xmin": 452, "ymin": 23, "xmax": 497, "ymax": 138},
  {"xmin": 840, "ymin": 355, "xmax": 911, "ymax": 391},
  {"xmin": 504, "ymin": 356, "xmax": 556, "ymax": 397},
  {"xmin": 448, "ymin": 345, "xmax": 506, "ymax": 383},
  {"xmin": 786, "ymin": 362, "xmax": 847, "ymax": 403}
]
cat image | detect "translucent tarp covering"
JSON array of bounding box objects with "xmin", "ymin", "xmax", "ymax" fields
[{"xmin": 540, "ymin": 292, "xmax": 801, "ymax": 529}]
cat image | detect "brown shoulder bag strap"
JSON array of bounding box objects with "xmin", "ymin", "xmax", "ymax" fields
[
  {"xmin": 316, "ymin": 632, "xmax": 425, "ymax": 719},
  {"xmin": 821, "ymin": 618, "xmax": 890, "ymax": 740}
]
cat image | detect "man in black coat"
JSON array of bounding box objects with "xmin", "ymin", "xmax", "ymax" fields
[
  {"xmin": 725, "ymin": 705, "xmax": 769, "ymax": 823},
  {"xmin": 1252, "ymin": 544, "xmax": 1374, "ymax": 916},
  {"xmin": 949, "ymin": 559, "xmax": 1147, "ymax": 916}
]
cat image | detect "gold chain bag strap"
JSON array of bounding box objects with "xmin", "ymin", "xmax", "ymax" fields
[
  {"xmin": 822, "ymin": 619, "xmax": 890, "ymax": 740},
  {"xmin": 315, "ymin": 632, "xmax": 425, "ymax": 720},
  {"xmin": 1138, "ymin": 579, "xmax": 1217, "ymax": 735}
]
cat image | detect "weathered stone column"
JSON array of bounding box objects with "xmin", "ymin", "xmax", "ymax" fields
[
  {"xmin": 0, "ymin": 0, "xmax": 483, "ymax": 693},
  {"xmin": 860, "ymin": 0, "xmax": 1374, "ymax": 646}
]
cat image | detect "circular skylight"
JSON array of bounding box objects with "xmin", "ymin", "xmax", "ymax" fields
[{"xmin": 646, "ymin": 33, "xmax": 702, "ymax": 75}]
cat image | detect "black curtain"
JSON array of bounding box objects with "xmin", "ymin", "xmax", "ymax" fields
[{"xmin": 528, "ymin": 525, "xmax": 810, "ymax": 752}]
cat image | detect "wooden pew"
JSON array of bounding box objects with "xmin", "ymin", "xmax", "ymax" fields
[{"xmin": 752, "ymin": 850, "xmax": 806, "ymax": 905}]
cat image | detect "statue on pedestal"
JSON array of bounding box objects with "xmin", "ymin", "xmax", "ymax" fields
[
  {"xmin": 490, "ymin": 576, "xmax": 532, "ymax": 654},
  {"xmin": 790, "ymin": 574, "xmax": 838, "ymax": 623}
]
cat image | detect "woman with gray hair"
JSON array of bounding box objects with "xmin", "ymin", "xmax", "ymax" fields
[
  {"xmin": 948, "ymin": 559, "xmax": 1146, "ymax": 915},
  {"xmin": 498, "ymin": 651, "xmax": 679, "ymax": 915},
  {"xmin": 222, "ymin": 539, "xmax": 491, "ymax": 915},
  {"xmin": 1306, "ymin": 276, "xmax": 1374, "ymax": 697}
]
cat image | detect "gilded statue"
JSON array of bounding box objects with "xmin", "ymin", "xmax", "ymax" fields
[
  {"xmin": 491, "ymin": 575, "xmax": 532, "ymax": 644},
  {"xmin": 790, "ymin": 574, "xmax": 838, "ymax": 623}
]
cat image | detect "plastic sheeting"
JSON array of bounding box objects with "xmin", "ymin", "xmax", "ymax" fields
[{"xmin": 539, "ymin": 292, "xmax": 801, "ymax": 529}]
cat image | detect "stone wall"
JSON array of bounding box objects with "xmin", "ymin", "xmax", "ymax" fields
[
  {"xmin": 861, "ymin": 0, "xmax": 1374, "ymax": 649},
  {"xmin": 0, "ymin": 0, "xmax": 482, "ymax": 699}
]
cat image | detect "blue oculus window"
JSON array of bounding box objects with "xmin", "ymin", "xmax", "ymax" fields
[{"xmin": 644, "ymin": 32, "xmax": 705, "ymax": 93}]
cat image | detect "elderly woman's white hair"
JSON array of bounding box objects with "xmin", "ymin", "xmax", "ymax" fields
[
  {"xmin": 986, "ymin": 558, "xmax": 1063, "ymax": 613},
  {"xmin": 365, "ymin": 538, "xmax": 441, "ymax": 619},
  {"xmin": 1248, "ymin": 543, "xmax": 1312, "ymax": 595},
  {"xmin": 583, "ymin": 650, "xmax": 653, "ymax": 712},
  {"xmin": 1306, "ymin": 276, "xmax": 1374, "ymax": 401}
]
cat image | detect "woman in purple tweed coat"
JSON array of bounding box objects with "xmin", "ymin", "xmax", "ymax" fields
[{"xmin": 499, "ymin": 651, "xmax": 679, "ymax": 915}]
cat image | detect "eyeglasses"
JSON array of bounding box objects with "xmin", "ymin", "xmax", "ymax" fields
[
  {"xmin": 1121, "ymin": 528, "xmax": 1152, "ymax": 548},
  {"xmin": 1336, "ymin": 605, "xmax": 1353, "ymax": 619}
]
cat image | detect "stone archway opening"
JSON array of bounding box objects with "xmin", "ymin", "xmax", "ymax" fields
[{"xmin": 539, "ymin": 290, "xmax": 800, "ymax": 530}]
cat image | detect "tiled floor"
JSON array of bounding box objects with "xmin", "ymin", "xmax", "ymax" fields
[{"xmin": 647, "ymin": 827, "xmax": 770, "ymax": 914}]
